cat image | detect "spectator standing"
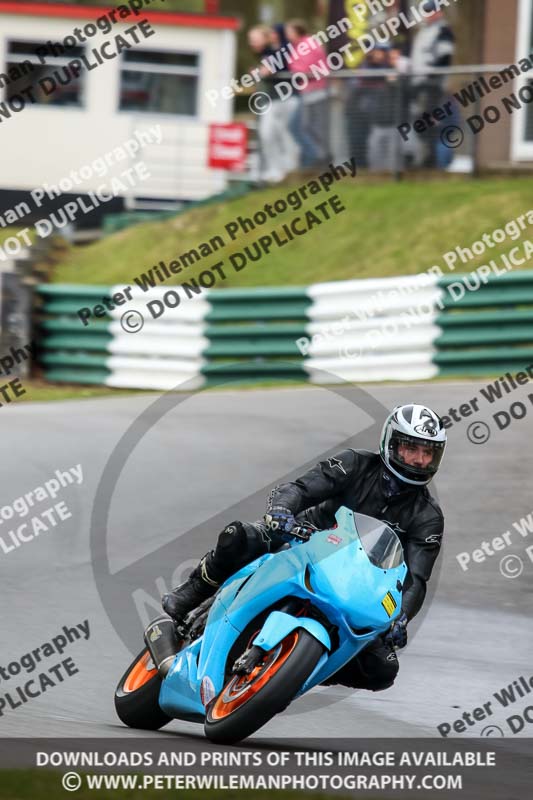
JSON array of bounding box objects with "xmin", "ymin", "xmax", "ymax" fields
[
  {"xmin": 344, "ymin": 1, "xmax": 407, "ymax": 169},
  {"xmin": 285, "ymin": 20, "xmax": 330, "ymax": 169},
  {"xmin": 345, "ymin": 44, "xmax": 399, "ymax": 170},
  {"xmin": 365, "ymin": 45, "xmax": 401, "ymax": 172},
  {"xmin": 409, "ymin": 0, "xmax": 455, "ymax": 166},
  {"xmin": 248, "ymin": 25, "xmax": 300, "ymax": 183}
]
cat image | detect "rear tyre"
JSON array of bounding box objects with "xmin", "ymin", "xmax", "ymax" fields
[
  {"xmin": 115, "ymin": 648, "xmax": 172, "ymax": 730},
  {"xmin": 204, "ymin": 628, "xmax": 324, "ymax": 744}
]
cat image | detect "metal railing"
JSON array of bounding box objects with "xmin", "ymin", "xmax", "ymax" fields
[{"xmin": 243, "ymin": 64, "xmax": 527, "ymax": 180}]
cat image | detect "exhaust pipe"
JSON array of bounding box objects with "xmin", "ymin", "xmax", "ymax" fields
[{"xmin": 144, "ymin": 615, "xmax": 180, "ymax": 677}]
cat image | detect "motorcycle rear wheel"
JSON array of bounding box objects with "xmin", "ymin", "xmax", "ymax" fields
[
  {"xmin": 204, "ymin": 628, "xmax": 323, "ymax": 743},
  {"xmin": 115, "ymin": 648, "xmax": 172, "ymax": 730}
]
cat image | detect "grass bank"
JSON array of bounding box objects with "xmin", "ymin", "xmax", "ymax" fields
[{"xmin": 51, "ymin": 177, "xmax": 533, "ymax": 289}]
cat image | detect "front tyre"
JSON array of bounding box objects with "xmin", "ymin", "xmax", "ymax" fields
[
  {"xmin": 204, "ymin": 628, "xmax": 324, "ymax": 744},
  {"xmin": 115, "ymin": 649, "xmax": 171, "ymax": 730}
]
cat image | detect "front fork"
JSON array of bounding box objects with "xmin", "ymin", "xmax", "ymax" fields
[{"xmin": 231, "ymin": 599, "xmax": 332, "ymax": 677}]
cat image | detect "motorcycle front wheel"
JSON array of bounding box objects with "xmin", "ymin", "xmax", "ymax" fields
[{"xmin": 204, "ymin": 628, "xmax": 324, "ymax": 744}]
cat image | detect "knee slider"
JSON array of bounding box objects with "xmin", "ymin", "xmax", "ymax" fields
[
  {"xmin": 363, "ymin": 661, "xmax": 398, "ymax": 691},
  {"xmin": 369, "ymin": 678, "xmax": 396, "ymax": 692},
  {"xmin": 375, "ymin": 653, "xmax": 399, "ymax": 687},
  {"xmin": 217, "ymin": 521, "xmax": 247, "ymax": 554},
  {"xmin": 358, "ymin": 643, "xmax": 399, "ymax": 690}
]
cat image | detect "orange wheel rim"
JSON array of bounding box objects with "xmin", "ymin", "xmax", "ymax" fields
[
  {"xmin": 123, "ymin": 651, "xmax": 158, "ymax": 693},
  {"xmin": 210, "ymin": 631, "xmax": 299, "ymax": 720}
]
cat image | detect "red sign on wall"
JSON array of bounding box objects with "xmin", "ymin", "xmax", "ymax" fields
[{"xmin": 208, "ymin": 124, "xmax": 248, "ymax": 171}]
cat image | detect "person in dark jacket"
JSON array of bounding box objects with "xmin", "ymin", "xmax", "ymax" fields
[
  {"xmin": 353, "ymin": 44, "xmax": 401, "ymax": 172},
  {"xmin": 163, "ymin": 404, "xmax": 447, "ymax": 691},
  {"xmin": 409, "ymin": 0, "xmax": 456, "ymax": 167}
]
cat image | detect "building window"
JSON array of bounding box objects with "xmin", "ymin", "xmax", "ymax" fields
[
  {"xmin": 119, "ymin": 49, "xmax": 199, "ymax": 115},
  {"xmin": 2, "ymin": 40, "xmax": 84, "ymax": 107}
]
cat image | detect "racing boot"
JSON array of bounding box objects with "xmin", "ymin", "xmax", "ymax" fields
[{"xmin": 162, "ymin": 554, "xmax": 220, "ymax": 624}]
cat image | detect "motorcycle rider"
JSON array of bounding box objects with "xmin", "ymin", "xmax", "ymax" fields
[{"xmin": 163, "ymin": 404, "xmax": 446, "ymax": 691}]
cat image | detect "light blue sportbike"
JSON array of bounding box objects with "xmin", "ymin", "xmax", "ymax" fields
[{"xmin": 115, "ymin": 506, "xmax": 406, "ymax": 743}]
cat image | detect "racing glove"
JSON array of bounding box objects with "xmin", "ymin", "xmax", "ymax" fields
[
  {"xmin": 386, "ymin": 612, "xmax": 408, "ymax": 649},
  {"xmin": 264, "ymin": 507, "xmax": 296, "ymax": 535}
]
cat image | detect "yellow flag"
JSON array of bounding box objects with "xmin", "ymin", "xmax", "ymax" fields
[{"xmin": 343, "ymin": 0, "xmax": 370, "ymax": 69}]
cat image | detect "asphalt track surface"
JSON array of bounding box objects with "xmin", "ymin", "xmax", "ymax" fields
[{"xmin": 2, "ymin": 381, "xmax": 532, "ymax": 743}]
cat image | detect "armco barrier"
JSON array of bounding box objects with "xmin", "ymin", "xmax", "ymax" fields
[{"xmin": 36, "ymin": 270, "xmax": 533, "ymax": 389}]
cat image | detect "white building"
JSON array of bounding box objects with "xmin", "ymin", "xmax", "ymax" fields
[{"xmin": 0, "ymin": 1, "xmax": 240, "ymax": 217}]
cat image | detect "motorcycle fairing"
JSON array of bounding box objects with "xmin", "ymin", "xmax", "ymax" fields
[{"xmin": 158, "ymin": 506, "xmax": 406, "ymax": 720}]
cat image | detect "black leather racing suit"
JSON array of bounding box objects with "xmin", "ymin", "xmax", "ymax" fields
[
  {"xmin": 268, "ymin": 449, "xmax": 444, "ymax": 621},
  {"xmin": 206, "ymin": 449, "xmax": 444, "ymax": 691}
]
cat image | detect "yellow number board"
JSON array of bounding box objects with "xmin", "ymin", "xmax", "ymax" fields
[{"xmin": 381, "ymin": 592, "xmax": 397, "ymax": 618}]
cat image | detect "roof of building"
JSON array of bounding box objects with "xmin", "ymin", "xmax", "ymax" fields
[{"xmin": 0, "ymin": 2, "xmax": 241, "ymax": 30}]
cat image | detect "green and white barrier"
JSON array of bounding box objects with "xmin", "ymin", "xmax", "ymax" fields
[{"xmin": 37, "ymin": 270, "xmax": 533, "ymax": 389}]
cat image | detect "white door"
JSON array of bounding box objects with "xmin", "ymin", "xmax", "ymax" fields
[{"xmin": 512, "ymin": 0, "xmax": 533, "ymax": 159}]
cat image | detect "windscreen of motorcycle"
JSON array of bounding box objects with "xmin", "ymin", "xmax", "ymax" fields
[{"xmin": 353, "ymin": 513, "xmax": 405, "ymax": 570}]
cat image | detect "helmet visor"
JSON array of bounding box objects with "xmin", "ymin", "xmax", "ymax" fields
[{"xmin": 389, "ymin": 431, "xmax": 445, "ymax": 481}]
